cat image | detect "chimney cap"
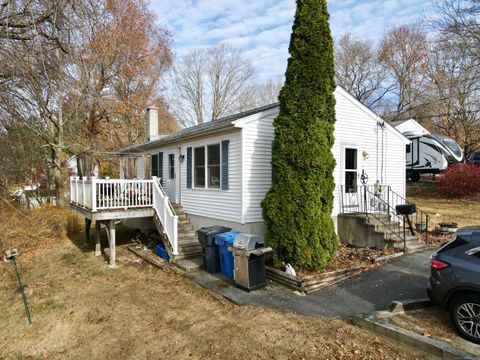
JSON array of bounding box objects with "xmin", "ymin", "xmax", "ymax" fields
[{"xmin": 146, "ymin": 106, "xmax": 160, "ymax": 111}]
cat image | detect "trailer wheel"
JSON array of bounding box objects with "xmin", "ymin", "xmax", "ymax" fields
[{"xmin": 412, "ymin": 173, "xmax": 421, "ymax": 182}]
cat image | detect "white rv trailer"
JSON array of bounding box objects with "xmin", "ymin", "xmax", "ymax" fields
[{"xmin": 391, "ymin": 119, "xmax": 464, "ymax": 181}]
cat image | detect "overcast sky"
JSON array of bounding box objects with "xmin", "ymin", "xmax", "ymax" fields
[{"xmin": 150, "ymin": 0, "xmax": 433, "ymax": 82}]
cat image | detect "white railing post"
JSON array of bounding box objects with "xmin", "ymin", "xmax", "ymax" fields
[
  {"xmin": 91, "ymin": 177, "xmax": 97, "ymax": 212},
  {"xmin": 69, "ymin": 177, "xmax": 73, "ymax": 203},
  {"xmin": 152, "ymin": 177, "xmax": 157, "ymax": 204},
  {"xmin": 75, "ymin": 176, "xmax": 79, "ymax": 204},
  {"xmin": 173, "ymin": 215, "xmax": 178, "ymax": 255},
  {"xmin": 163, "ymin": 196, "xmax": 168, "ymax": 225},
  {"xmin": 82, "ymin": 177, "xmax": 86, "ymax": 207}
]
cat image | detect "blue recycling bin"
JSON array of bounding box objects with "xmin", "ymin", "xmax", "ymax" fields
[
  {"xmin": 214, "ymin": 231, "xmax": 238, "ymax": 279},
  {"xmin": 155, "ymin": 243, "xmax": 170, "ymax": 261}
]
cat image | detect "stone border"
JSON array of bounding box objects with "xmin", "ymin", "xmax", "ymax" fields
[
  {"xmin": 388, "ymin": 298, "xmax": 433, "ymax": 313},
  {"xmin": 353, "ymin": 314, "xmax": 478, "ymax": 360},
  {"xmin": 266, "ymin": 252, "xmax": 403, "ymax": 294}
]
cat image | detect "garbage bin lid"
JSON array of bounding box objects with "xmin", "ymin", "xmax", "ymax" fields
[
  {"xmin": 214, "ymin": 231, "xmax": 239, "ymax": 245},
  {"xmin": 234, "ymin": 233, "xmax": 264, "ymax": 250}
]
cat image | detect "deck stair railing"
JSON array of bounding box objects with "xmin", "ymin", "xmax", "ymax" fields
[
  {"xmin": 69, "ymin": 176, "xmax": 178, "ymax": 255},
  {"xmin": 340, "ymin": 185, "xmax": 430, "ymax": 244}
]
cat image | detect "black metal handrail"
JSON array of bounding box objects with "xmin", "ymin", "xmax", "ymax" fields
[
  {"xmin": 387, "ymin": 188, "xmax": 430, "ymax": 243},
  {"xmin": 340, "ymin": 185, "xmax": 430, "ymax": 246}
]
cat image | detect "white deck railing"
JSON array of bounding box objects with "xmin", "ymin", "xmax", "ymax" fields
[
  {"xmin": 69, "ymin": 176, "xmax": 178, "ymax": 255},
  {"xmin": 152, "ymin": 177, "xmax": 178, "ymax": 255}
]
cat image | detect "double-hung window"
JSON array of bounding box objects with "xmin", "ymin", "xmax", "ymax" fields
[
  {"xmin": 194, "ymin": 143, "xmax": 221, "ymax": 189},
  {"xmin": 207, "ymin": 144, "xmax": 220, "ymax": 188}
]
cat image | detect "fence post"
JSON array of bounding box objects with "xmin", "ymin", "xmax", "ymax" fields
[{"xmin": 91, "ymin": 177, "xmax": 97, "ymax": 212}]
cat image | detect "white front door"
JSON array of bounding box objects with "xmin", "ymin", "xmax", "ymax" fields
[
  {"xmin": 165, "ymin": 150, "xmax": 179, "ymax": 203},
  {"xmin": 341, "ymin": 147, "xmax": 360, "ymax": 212}
]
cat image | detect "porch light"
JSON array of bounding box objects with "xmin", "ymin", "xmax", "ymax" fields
[{"xmin": 179, "ymin": 154, "xmax": 185, "ymax": 163}]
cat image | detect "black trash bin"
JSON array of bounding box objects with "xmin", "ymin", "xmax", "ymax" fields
[{"xmin": 196, "ymin": 226, "xmax": 231, "ymax": 273}]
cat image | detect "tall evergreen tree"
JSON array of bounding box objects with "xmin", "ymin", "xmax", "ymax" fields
[{"xmin": 261, "ymin": 0, "xmax": 337, "ymax": 269}]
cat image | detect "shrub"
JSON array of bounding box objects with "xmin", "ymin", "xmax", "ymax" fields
[
  {"xmin": 438, "ymin": 164, "xmax": 480, "ymax": 198},
  {"xmin": 261, "ymin": 0, "xmax": 337, "ymax": 270},
  {"xmin": 0, "ymin": 204, "xmax": 82, "ymax": 256}
]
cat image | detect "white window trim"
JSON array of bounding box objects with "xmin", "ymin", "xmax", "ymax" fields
[{"xmin": 192, "ymin": 141, "xmax": 223, "ymax": 191}]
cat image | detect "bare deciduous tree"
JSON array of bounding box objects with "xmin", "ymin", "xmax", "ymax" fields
[
  {"xmin": 170, "ymin": 43, "xmax": 255, "ymax": 126},
  {"xmin": 419, "ymin": 14, "xmax": 480, "ymax": 154},
  {"xmin": 334, "ymin": 34, "xmax": 391, "ymax": 111},
  {"xmin": 379, "ymin": 25, "xmax": 428, "ymax": 120}
]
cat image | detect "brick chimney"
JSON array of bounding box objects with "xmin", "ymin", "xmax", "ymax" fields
[{"xmin": 146, "ymin": 107, "xmax": 160, "ymax": 141}]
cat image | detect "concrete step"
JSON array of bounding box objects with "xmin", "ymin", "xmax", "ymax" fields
[
  {"xmin": 404, "ymin": 243, "xmax": 429, "ymax": 254},
  {"xmin": 178, "ymin": 218, "xmax": 190, "ymax": 225},
  {"xmin": 174, "ymin": 256, "xmax": 202, "ymax": 272}
]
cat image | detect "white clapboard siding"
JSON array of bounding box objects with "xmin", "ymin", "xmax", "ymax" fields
[
  {"xmin": 242, "ymin": 111, "xmax": 275, "ymax": 223},
  {"xmin": 180, "ymin": 131, "xmax": 243, "ymax": 222},
  {"xmin": 138, "ymin": 130, "xmax": 243, "ymax": 223},
  {"xmin": 241, "ymin": 87, "xmax": 407, "ymax": 223}
]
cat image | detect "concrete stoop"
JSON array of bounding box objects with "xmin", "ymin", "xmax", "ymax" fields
[{"xmin": 338, "ymin": 213, "xmax": 427, "ymax": 253}]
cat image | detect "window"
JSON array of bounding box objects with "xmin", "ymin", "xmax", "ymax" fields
[
  {"xmin": 194, "ymin": 147, "xmax": 205, "ymax": 187},
  {"xmin": 345, "ymin": 148, "xmax": 357, "ymax": 193},
  {"xmin": 193, "ymin": 143, "xmax": 222, "ymax": 189},
  {"xmin": 208, "ymin": 144, "xmax": 221, "ymax": 188},
  {"xmin": 406, "ymin": 144, "xmax": 411, "ymax": 153},
  {"xmin": 169, "ymin": 154, "xmax": 175, "ymax": 179}
]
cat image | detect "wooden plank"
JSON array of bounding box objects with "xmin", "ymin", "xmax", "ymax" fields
[{"xmin": 128, "ymin": 246, "xmax": 168, "ymax": 270}]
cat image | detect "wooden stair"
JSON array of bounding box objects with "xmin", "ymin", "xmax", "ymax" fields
[{"xmin": 153, "ymin": 203, "xmax": 203, "ymax": 262}]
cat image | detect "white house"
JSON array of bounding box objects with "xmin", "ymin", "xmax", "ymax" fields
[
  {"xmin": 121, "ymin": 86, "xmax": 409, "ymax": 234},
  {"xmin": 69, "ymin": 86, "xmax": 411, "ymax": 266}
]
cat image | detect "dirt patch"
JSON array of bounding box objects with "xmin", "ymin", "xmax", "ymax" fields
[
  {"xmin": 380, "ymin": 308, "xmax": 480, "ymax": 356},
  {"xmin": 297, "ymin": 245, "xmax": 401, "ymax": 278},
  {"xmin": 0, "ymin": 230, "xmax": 425, "ymax": 360}
]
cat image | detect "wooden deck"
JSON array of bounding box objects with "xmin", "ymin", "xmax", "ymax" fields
[{"xmin": 69, "ymin": 177, "xmax": 178, "ymax": 267}]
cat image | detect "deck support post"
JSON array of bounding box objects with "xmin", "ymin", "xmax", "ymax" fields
[
  {"xmin": 85, "ymin": 218, "xmax": 92, "ymax": 247},
  {"xmin": 94, "ymin": 221, "xmax": 101, "ymax": 257},
  {"xmin": 108, "ymin": 220, "xmax": 116, "ymax": 268}
]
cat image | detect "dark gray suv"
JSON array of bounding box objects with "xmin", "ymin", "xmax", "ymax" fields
[{"xmin": 427, "ymin": 226, "xmax": 480, "ymax": 344}]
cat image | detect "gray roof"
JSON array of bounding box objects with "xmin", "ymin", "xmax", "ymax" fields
[{"xmin": 121, "ymin": 103, "xmax": 279, "ymax": 154}]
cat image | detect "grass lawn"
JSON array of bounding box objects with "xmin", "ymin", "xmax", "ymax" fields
[
  {"xmin": 0, "ymin": 228, "xmax": 425, "ymax": 360},
  {"xmin": 407, "ymin": 181, "xmax": 480, "ymax": 229},
  {"xmin": 380, "ymin": 308, "xmax": 480, "ymax": 356}
]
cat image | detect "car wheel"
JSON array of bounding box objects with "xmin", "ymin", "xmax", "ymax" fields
[{"xmin": 450, "ymin": 294, "xmax": 480, "ymax": 344}]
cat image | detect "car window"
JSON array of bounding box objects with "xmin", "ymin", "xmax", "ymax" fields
[{"xmin": 466, "ymin": 246, "xmax": 480, "ymax": 258}]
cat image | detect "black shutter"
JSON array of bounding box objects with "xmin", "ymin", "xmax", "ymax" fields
[
  {"xmin": 221, "ymin": 140, "xmax": 229, "ymax": 190},
  {"xmin": 187, "ymin": 147, "xmax": 192, "ymax": 189},
  {"xmin": 158, "ymin": 152, "xmax": 163, "ymax": 186}
]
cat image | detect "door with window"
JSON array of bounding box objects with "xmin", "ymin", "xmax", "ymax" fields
[
  {"xmin": 165, "ymin": 150, "xmax": 179, "ymax": 203},
  {"xmin": 342, "ymin": 147, "xmax": 359, "ymax": 212}
]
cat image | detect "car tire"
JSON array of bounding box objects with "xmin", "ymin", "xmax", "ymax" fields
[{"xmin": 450, "ymin": 294, "xmax": 480, "ymax": 344}]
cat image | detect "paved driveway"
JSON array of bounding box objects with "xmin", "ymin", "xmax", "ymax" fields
[{"xmin": 186, "ymin": 249, "xmax": 434, "ymax": 318}]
